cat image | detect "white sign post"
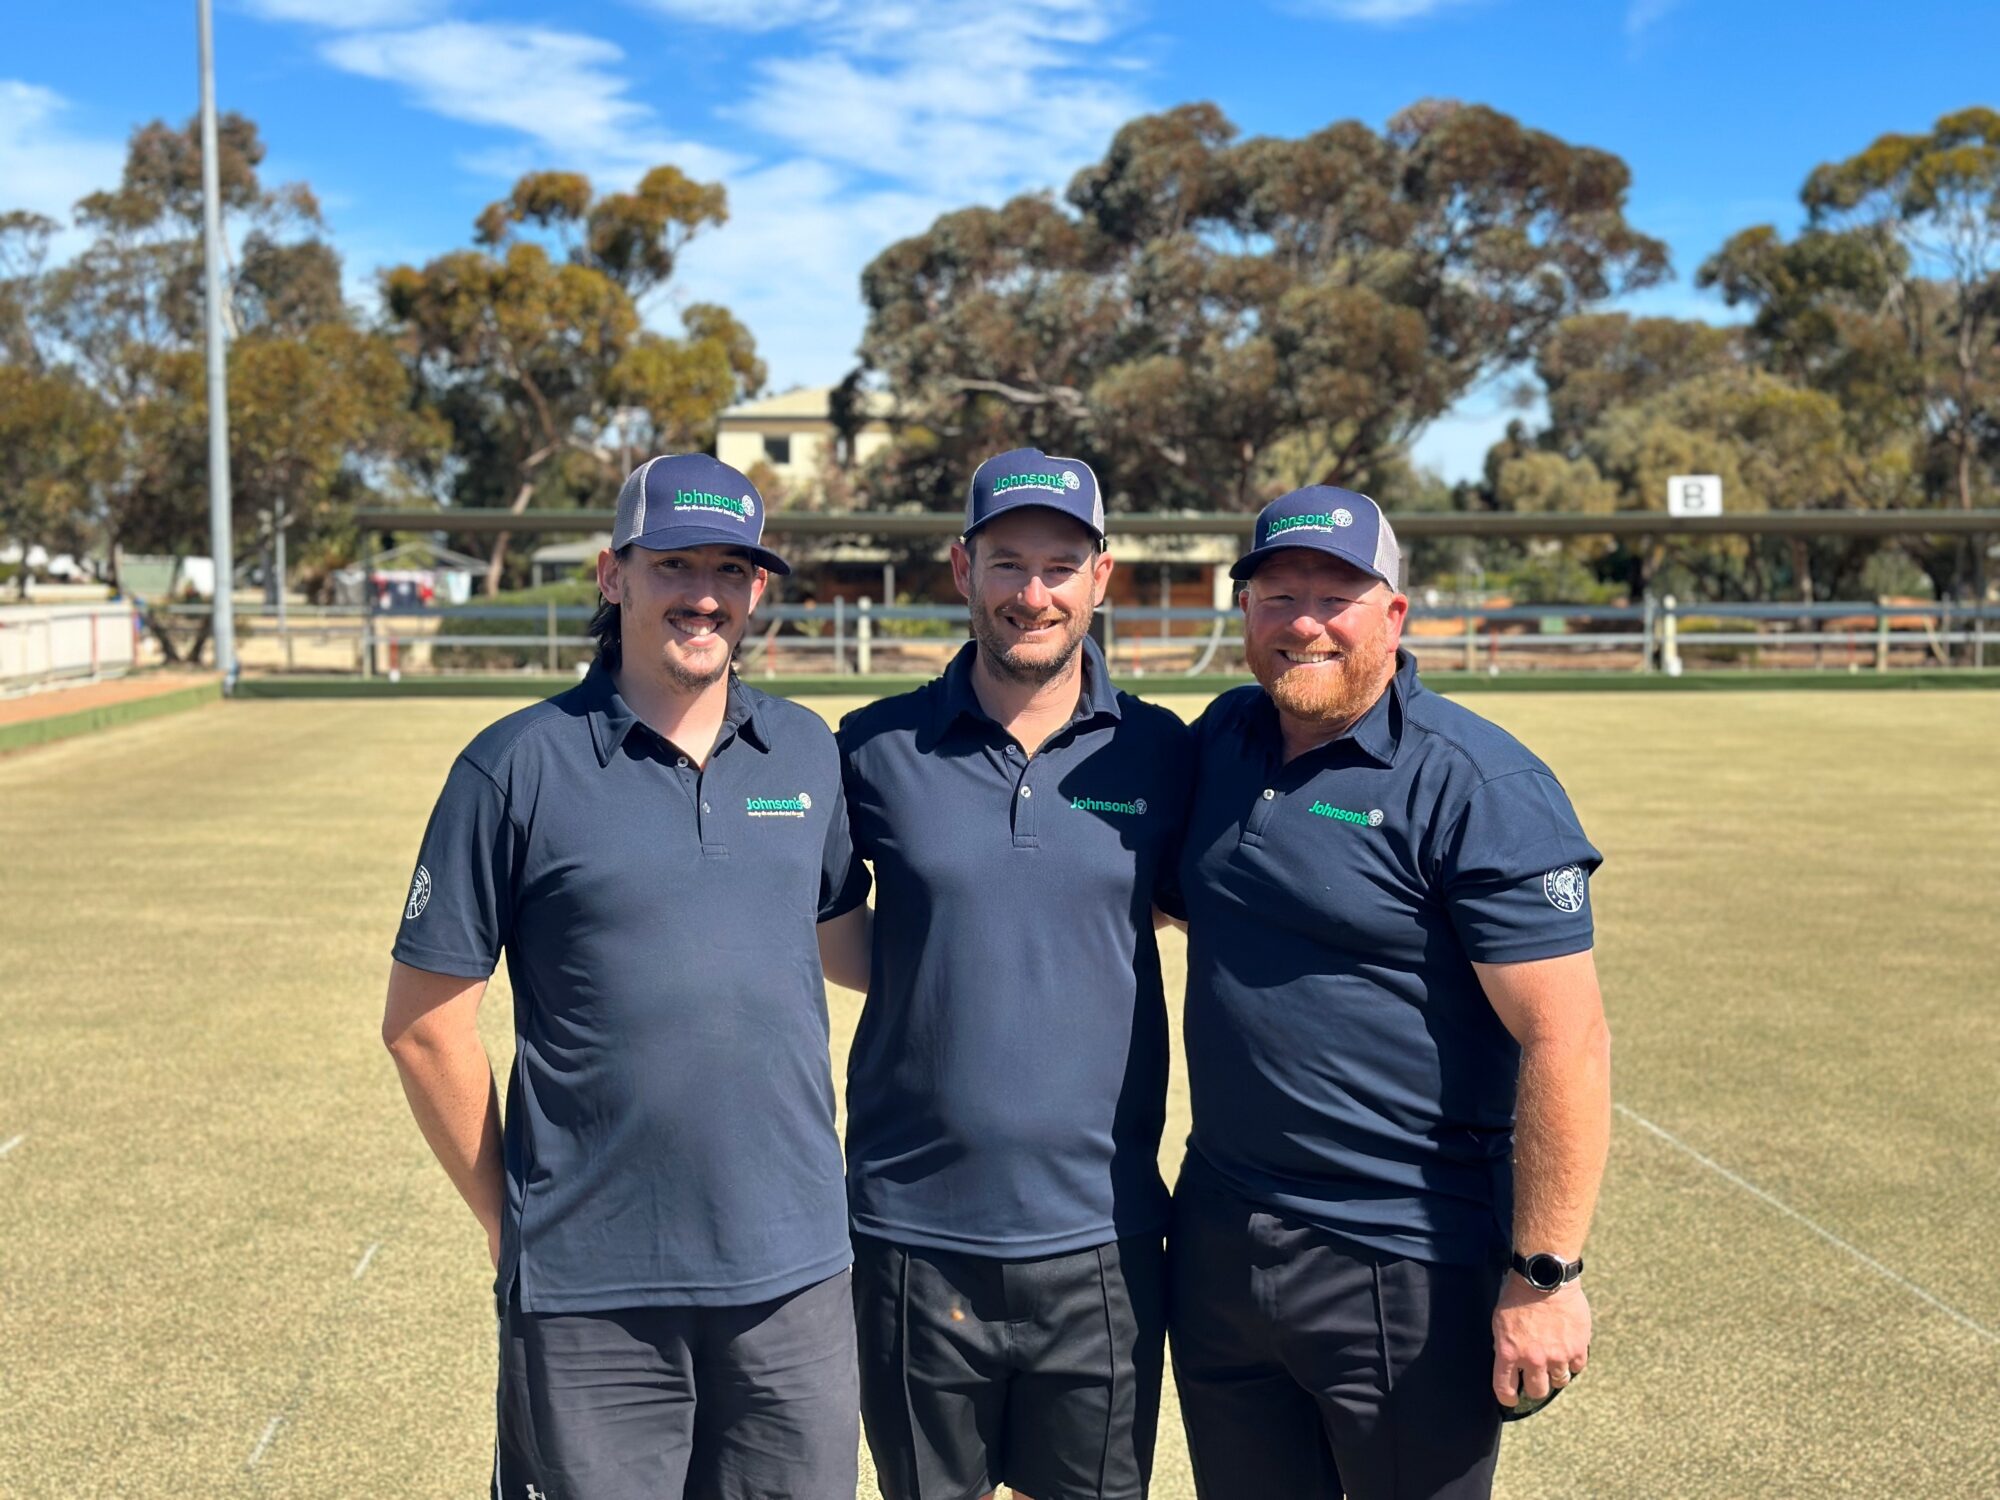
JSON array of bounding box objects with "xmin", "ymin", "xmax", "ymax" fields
[{"xmin": 1667, "ymin": 474, "xmax": 1723, "ymax": 518}]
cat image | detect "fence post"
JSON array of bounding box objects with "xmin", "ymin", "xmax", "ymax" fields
[
  {"xmin": 833, "ymin": 596, "xmax": 846, "ymax": 675},
  {"xmin": 547, "ymin": 599, "xmax": 558, "ymax": 673},
  {"xmin": 1661, "ymin": 595, "xmax": 1682, "ymax": 677},
  {"xmin": 857, "ymin": 596, "xmax": 873, "ymax": 676},
  {"xmin": 1463, "ymin": 609, "xmax": 1477, "ymax": 672},
  {"xmin": 1876, "ymin": 599, "xmax": 1890, "ymax": 673},
  {"xmin": 1640, "ymin": 592, "xmax": 1656, "ymax": 673}
]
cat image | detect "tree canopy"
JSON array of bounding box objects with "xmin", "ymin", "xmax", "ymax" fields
[
  {"xmin": 383, "ymin": 166, "xmax": 761, "ymax": 589},
  {"xmin": 857, "ymin": 99, "xmax": 1668, "ymax": 516}
]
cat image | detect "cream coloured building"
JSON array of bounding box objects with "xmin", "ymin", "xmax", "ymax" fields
[{"xmin": 715, "ymin": 384, "xmax": 897, "ymax": 504}]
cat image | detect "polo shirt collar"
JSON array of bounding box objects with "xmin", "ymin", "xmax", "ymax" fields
[
  {"xmin": 1250, "ymin": 647, "xmax": 1413, "ymax": 769},
  {"xmin": 930, "ymin": 634, "xmax": 1123, "ymax": 741},
  {"xmin": 586, "ymin": 663, "xmax": 769, "ymax": 766}
]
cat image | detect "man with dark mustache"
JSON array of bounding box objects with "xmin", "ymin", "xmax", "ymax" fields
[
  {"xmin": 831, "ymin": 449, "xmax": 1192, "ymax": 1500},
  {"xmin": 383, "ymin": 454, "xmax": 870, "ymax": 1500},
  {"xmin": 1168, "ymin": 487, "xmax": 1610, "ymax": 1500}
]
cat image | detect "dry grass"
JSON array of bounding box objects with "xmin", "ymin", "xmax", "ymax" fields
[{"xmin": 2, "ymin": 689, "xmax": 1996, "ymax": 1497}]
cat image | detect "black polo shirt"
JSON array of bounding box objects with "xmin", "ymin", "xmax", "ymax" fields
[
  {"xmin": 838, "ymin": 638, "xmax": 1193, "ymax": 1257},
  {"xmin": 392, "ymin": 666, "xmax": 870, "ymax": 1312},
  {"xmin": 1178, "ymin": 651, "xmax": 1601, "ymax": 1266}
]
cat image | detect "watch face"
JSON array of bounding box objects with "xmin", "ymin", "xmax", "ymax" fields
[{"xmin": 1527, "ymin": 1254, "xmax": 1565, "ymax": 1289}]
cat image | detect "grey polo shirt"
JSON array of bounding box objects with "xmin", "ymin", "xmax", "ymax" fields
[{"xmin": 393, "ymin": 665, "xmax": 870, "ymax": 1312}]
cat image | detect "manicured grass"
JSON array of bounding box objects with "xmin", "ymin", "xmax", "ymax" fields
[
  {"xmin": 2, "ymin": 691, "xmax": 1996, "ymax": 1497},
  {"xmin": 0, "ymin": 679, "xmax": 221, "ymax": 753}
]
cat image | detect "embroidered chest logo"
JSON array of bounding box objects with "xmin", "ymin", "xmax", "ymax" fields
[
  {"xmin": 1308, "ymin": 801, "xmax": 1384, "ymax": 828},
  {"xmin": 1071, "ymin": 795, "xmax": 1148, "ymax": 816},
  {"xmin": 746, "ymin": 791, "xmax": 812, "ymax": 818},
  {"xmin": 405, "ymin": 865, "xmax": 431, "ymax": 919}
]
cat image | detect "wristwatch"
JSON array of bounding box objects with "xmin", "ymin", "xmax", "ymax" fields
[{"xmin": 1510, "ymin": 1250, "xmax": 1584, "ymax": 1292}]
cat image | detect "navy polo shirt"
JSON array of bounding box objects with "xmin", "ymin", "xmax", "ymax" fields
[
  {"xmin": 392, "ymin": 665, "xmax": 870, "ymax": 1312},
  {"xmin": 838, "ymin": 638, "xmax": 1193, "ymax": 1257},
  {"xmin": 1179, "ymin": 650, "xmax": 1601, "ymax": 1266}
]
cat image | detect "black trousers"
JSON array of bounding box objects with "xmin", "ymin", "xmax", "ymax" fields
[
  {"xmin": 853, "ymin": 1233, "xmax": 1166, "ymax": 1500},
  {"xmin": 1167, "ymin": 1166, "xmax": 1504, "ymax": 1500}
]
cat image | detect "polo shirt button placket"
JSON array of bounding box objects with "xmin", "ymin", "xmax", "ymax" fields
[
  {"xmin": 1012, "ymin": 775, "xmax": 1037, "ymax": 846},
  {"xmin": 1243, "ymin": 784, "xmax": 1280, "ymax": 847}
]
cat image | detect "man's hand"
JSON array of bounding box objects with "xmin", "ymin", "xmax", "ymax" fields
[{"xmin": 1491, "ymin": 1275, "xmax": 1591, "ymax": 1406}]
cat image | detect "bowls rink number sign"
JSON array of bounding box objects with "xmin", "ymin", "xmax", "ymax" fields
[{"xmin": 1667, "ymin": 474, "xmax": 1723, "ymax": 518}]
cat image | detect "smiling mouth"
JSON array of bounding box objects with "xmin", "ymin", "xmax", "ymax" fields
[
  {"xmin": 667, "ymin": 614, "xmax": 724, "ymax": 642},
  {"xmin": 1281, "ymin": 648, "xmax": 1342, "ymax": 665},
  {"xmin": 1002, "ymin": 613, "xmax": 1064, "ymax": 636}
]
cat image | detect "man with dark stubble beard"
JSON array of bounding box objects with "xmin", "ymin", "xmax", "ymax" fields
[
  {"xmin": 1167, "ymin": 486, "xmax": 1611, "ymax": 1500},
  {"xmin": 828, "ymin": 449, "xmax": 1193, "ymax": 1500}
]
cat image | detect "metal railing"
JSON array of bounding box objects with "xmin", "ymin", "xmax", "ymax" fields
[{"xmin": 144, "ymin": 595, "xmax": 2000, "ymax": 678}]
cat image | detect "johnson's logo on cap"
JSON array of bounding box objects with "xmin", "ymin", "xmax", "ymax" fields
[
  {"xmin": 1268, "ymin": 510, "xmax": 1357, "ymax": 539},
  {"xmin": 676, "ymin": 489, "xmax": 754, "ymax": 523},
  {"xmin": 993, "ymin": 471, "xmax": 1078, "ymax": 497}
]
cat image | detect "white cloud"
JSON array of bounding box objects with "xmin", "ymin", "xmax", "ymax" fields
[
  {"xmin": 631, "ymin": 0, "xmax": 839, "ymax": 29},
  {"xmin": 319, "ymin": 23, "xmax": 743, "ymax": 183},
  {"xmin": 1626, "ymin": 0, "xmax": 1681, "ymax": 37},
  {"xmin": 733, "ymin": 1, "xmax": 1145, "ymax": 199},
  {"xmin": 1286, "ymin": 0, "xmax": 1481, "ymax": 22},
  {"xmin": 0, "ymin": 81, "xmax": 126, "ymax": 227},
  {"xmin": 235, "ymin": 0, "xmax": 448, "ymax": 25}
]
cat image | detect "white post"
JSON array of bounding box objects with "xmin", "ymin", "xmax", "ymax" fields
[
  {"xmin": 1662, "ymin": 595, "xmax": 1683, "ymax": 678},
  {"xmin": 197, "ymin": 0, "xmax": 237, "ymax": 692},
  {"xmin": 857, "ymin": 595, "xmax": 873, "ymax": 676}
]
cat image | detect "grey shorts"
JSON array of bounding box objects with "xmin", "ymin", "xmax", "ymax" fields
[
  {"xmin": 852, "ymin": 1233, "xmax": 1166, "ymax": 1500},
  {"xmin": 495, "ymin": 1270, "xmax": 857, "ymax": 1500}
]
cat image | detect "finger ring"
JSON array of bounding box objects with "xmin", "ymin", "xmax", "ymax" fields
[{"xmin": 1552, "ymin": 1370, "xmax": 1569, "ymax": 1384}]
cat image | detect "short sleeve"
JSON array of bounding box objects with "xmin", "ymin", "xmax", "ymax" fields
[
  {"xmin": 1440, "ymin": 770, "xmax": 1601, "ymax": 964},
  {"xmin": 1150, "ymin": 714, "xmax": 1197, "ymax": 922},
  {"xmin": 390, "ymin": 756, "xmax": 518, "ymax": 978},
  {"xmin": 818, "ymin": 775, "xmax": 871, "ymax": 923}
]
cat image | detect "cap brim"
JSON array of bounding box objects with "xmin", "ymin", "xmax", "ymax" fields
[
  {"xmin": 627, "ymin": 526, "xmax": 790, "ymax": 575},
  {"xmin": 1229, "ymin": 540, "xmax": 1391, "ymax": 584},
  {"xmin": 962, "ymin": 498, "xmax": 1105, "ymax": 542}
]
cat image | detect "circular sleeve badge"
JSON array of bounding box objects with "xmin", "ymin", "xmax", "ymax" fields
[
  {"xmin": 405, "ymin": 864, "xmax": 431, "ymax": 920},
  {"xmin": 1542, "ymin": 865, "xmax": 1586, "ymax": 913}
]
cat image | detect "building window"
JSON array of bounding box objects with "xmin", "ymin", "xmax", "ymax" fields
[{"xmin": 763, "ymin": 434, "xmax": 792, "ymax": 465}]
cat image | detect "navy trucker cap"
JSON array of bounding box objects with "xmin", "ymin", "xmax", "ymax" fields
[
  {"xmin": 1230, "ymin": 485, "xmax": 1401, "ymax": 591},
  {"xmin": 612, "ymin": 453, "xmax": 789, "ymax": 575},
  {"xmin": 964, "ymin": 448, "xmax": 1105, "ymax": 543}
]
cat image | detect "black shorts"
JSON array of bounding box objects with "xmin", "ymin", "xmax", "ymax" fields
[
  {"xmin": 1167, "ymin": 1165, "xmax": 1505, "ymax": 1500},
  {"xmin": 852, "ymin": 1233, "xmax": 1166, "ymax": 1500},
  {"xmin": 495, "ymin": 1270, "xmax": 857, "ymax": 1500}
]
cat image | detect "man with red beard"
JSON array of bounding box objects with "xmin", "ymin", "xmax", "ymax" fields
[
  {"xmin": 1168, "ymin": 487, "xmax": 1610, "ymax": 1500},
  {"xmin": 835, "ymin": 448, "xmax": 1192, "ymax": 1500}
]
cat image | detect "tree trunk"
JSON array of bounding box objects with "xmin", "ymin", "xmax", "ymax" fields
[{"xmin": 483, "ymin": 478, "xmax": 540, "ymax": 596}]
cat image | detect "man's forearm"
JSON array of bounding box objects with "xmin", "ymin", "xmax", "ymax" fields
[
  {"xmin": 387, "ymin": 1026, "xmax": 506, "ymax": 1252},
  {"xmin": 1509, "ymin": 1014, "xmax": 1611, "ymax": 1258}
]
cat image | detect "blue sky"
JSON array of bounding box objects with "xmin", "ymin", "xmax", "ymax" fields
[{"xmin": 6, "ymin": 0, "xmax": 1996, "ymax": 479}]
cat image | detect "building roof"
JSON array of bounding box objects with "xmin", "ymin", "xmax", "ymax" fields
[{"xmin": 719, "ymin": 384, "xmax": 897, "ymax": 423}]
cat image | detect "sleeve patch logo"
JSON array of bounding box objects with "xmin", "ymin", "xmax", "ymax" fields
[
  {"xmin": 1543, "ymin": 865, "xmax": 1586, "ymax": 913},
  {"xmin": 405, "ymin": 865, "xmax": 431, "ymax": 920}
]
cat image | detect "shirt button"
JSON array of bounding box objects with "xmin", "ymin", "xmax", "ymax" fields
[
  {"xmin": 701, "ymin": 802, "xmax": 710, "ymax": 814},
  {"xmin": 1262, "ymin": 788, "xmax": 1275, "ymax": 800},
  {"xmin": 676, "ymin": 755, "xmax": 689, "ymax": 768},
  {"xmin": 1020, "ymin": 786, "xmax": 1032, "ymax": 799}
]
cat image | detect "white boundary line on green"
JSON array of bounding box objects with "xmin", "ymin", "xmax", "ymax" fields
[
  {"xmin": 1615, "ymin": 1103, "xmax": 1998, "ymax": 1345},
  {"xmin": 0, "ymin": 1133, "xmax": 24, "ymax": 1158},
  {"xmin": 352, "ymin": 1242, "xmax": 381, "ymax": 1280}
]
